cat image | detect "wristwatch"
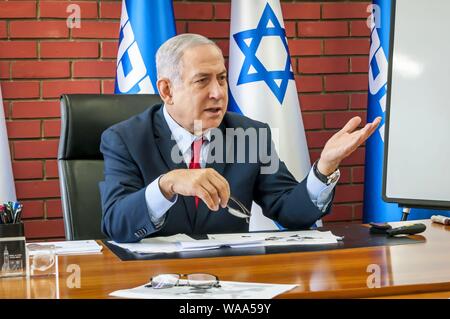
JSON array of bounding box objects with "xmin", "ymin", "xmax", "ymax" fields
[{"xmin": 313, "ymin": 160, "xmax": 340, "ymax": 185}]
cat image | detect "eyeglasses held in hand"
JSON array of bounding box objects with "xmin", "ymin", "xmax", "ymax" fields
[
  {"xmin": 145, "ymin": 273, "xmax": 221, "ymax": 289},
  {"xmin": 226, "ymin": 196, "xmax": 251, "ymax": 223}
]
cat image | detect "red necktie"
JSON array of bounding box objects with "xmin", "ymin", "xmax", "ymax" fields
[{"xmin": 189, "ymin": 137, "xmax": 203, "ymax": 208}]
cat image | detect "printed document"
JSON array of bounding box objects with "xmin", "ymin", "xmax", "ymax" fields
[
  {"xmin": 110, "ymin": 280, "xmax": 297, "ymax": 299},
  {"xmin": 108, "ymin": 230, "xmax": 341, "ymax": 254},
  {"xmin": 27, "ymin": 240, "xmax": 103, "ymax": 255}
]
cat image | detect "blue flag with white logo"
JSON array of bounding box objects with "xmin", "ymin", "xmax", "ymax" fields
[
  {"xmin": 229, "ymin": 0, "xmax": 311, "ymax": 230},
  {"xmin": 363, "ymin": 0, "xmax": 401, "ymax": 222},
  {"xmin": 363, "ymin": 0, "xmax": 449, "ymax": 222},
  {"xmin": 115, "ymin": 0, "xmax": 176, "ymax": 94}
]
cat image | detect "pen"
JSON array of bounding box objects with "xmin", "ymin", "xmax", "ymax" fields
[
  {"xmin": 13, "ymin": 205, "xmax": 23, "ymax": 223},
  {"xmin": 1, "ymin": 210, "xmax": 7, "ymax": 224},
  {"xmin": 431, "ymin": 215, "xmax": 450, "ymax": 225},
  {"xmin": 0, "ymin": 204, "xmax": 4, "ymax": 224},
  {"xmin": 4, "ymin": 202, "xmax": 13, "ymax": 223}
]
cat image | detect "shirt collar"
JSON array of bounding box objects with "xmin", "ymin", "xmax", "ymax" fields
[{"xmin": 163, "ymin": 105, "xmax": 211, "ymax": 155}]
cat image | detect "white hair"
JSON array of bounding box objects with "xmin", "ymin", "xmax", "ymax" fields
[{"xmin": 156, "ymin": 33, "xmax": 222, "ymax": 85}]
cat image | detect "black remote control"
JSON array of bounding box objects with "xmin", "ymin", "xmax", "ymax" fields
[
  {"xmin": 386, "ymin": 223, "xmax": 426, "ymax": 237},
  {"xmin": 369, "ymin": 222, "xmax": 392, "ymax": 234}
]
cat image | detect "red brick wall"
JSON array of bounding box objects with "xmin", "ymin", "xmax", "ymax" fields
[{"xmin": 0, "ymin": 0, "xmax": 371, "ymax": 240}]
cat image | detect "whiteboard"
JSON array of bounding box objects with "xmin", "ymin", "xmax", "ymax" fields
[{"xmin": 383, "ymin": 0, "xmax": 450, "ymax": 209}]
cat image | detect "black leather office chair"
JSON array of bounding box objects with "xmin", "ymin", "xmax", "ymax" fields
[{"xmin": 58, "ymin": 94, "xmax": 162, "ymax": 240}]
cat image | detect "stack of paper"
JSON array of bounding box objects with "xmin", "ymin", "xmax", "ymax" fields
[
  {"xmin": 208, "ymin": 230, "xmax": 343, "ymax": 246},
  {"xmin": 108, "ymin": 230, "xmax": 342, "ymax": 254},
  {"xmin": 27, "ymin": 240, "xmax": 103, "ymax": 255},
  {"xmin": 110, "ymin": 280, "xmax": 298, "ymax": 299},
  {"xmin": 109, "ymin": 234, "xmax": 265, "ymax": 254}
]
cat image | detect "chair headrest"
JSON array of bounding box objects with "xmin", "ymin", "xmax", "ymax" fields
[{"xmin": 58, "ymin": 94, "xmax": 162, "ymax": 160}]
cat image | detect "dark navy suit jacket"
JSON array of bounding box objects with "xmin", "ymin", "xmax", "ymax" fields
[{"xmin": 99, "ymin": 104, "xmax": 333, "ymax": 243}]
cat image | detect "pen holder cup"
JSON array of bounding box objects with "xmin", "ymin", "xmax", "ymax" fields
[{"xmin": 0, "ymin": 222, "xmax": 26, "ymax": 278}]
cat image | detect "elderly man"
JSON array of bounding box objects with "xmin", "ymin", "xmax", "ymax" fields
[{"xmin": 100, "ymin": 34, "xmax": 380, "ymax": 243}]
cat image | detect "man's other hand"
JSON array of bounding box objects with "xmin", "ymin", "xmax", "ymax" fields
[
  {"xmin": 317, "ymin": 116, "xmax": 382, "ymax": 175},
  {"xmin": 159, "ymin": 168, "xmax": 230, "ymax": 211}
]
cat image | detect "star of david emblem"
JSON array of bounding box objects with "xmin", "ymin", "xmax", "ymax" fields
[{"xmin": 233, "ymin": 3, "xmax": 294, "ymax": 104}]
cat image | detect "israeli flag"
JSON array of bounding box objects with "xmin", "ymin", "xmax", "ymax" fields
[
  {"xmin": 228, "ymin": 0, "xmax": 310, "ymax": 230},
  {"xmin": 115, "ymin": 0, "xmax": 176, "ymax": 94},
  {"xmin": 0, "ymin": 84, "xmax": 17, "ymax": 203}
]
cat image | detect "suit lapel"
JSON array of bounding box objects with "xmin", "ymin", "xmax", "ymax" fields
[
  {"xmin": 153, "ymin": 107, "xmax": 186, "ymax": 171},
  {"xmin": 205, "ymin": 123, "xmax": 228, "ymax": 176},
  {"xmin": 153, "ymin": 107, "xmax": 196, "ymax": 231}
]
